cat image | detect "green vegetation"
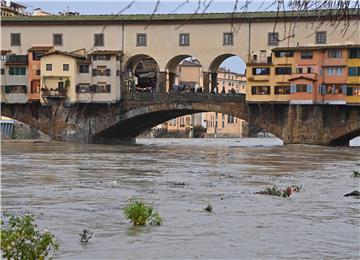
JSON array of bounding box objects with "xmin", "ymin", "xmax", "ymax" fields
[
  {"xmin": 1, "ymin": 213, "xmax": 59, "ymax": 260},
  {"xmin": 122, "ymin": 200, "xmax": 162, "ymax": 226},
  {"xmin": 352, "ymin": 170, "xmax": 360, "ymax": 177},
  {"xmin": 256, "ymin": 185, "xmax": 303, "ymax": 198},
  {"xmin": 204, "ymin": 204, "xmax": 213, "ymax": 213}
]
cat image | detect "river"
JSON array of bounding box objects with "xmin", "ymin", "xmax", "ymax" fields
[{"xmin": 1, "ymin": 137, "xmax": 359, "ymax": 259}]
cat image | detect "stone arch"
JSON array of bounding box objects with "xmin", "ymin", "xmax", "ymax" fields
[
  {"xmin": 164, "ymin": 54, "xmax": 204, "ymax": 92},
  {"xmin": 92, "ymin": 100, "xmax": 283, "ymax": 143},
  {"xmin": 122, "ymin": 54, "xmax": 160, "ymax": 93},
  {"xmin": 208, "ymin": 53, "xmax": 247, "ymax": 73},
  {"xmin": 329, "ymin": 120, "xmax": 360, "ymax": 146}
]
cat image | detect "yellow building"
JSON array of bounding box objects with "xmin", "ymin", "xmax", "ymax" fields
[{"xmin": 346, "ymin": 47, "xmax": 360, "ymax": 104}]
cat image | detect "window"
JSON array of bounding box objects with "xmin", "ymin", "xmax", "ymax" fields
[
  {"xmin": 32, "ymin": 52, "xmax": 44, "ymax": 60},
  {"xmin": 95, "ymin": 83, "xmax": 111, "ymax": 93},
  {"xmin": 251, "ymin": 86, "xmax": 270, "ymax": 95},
  {"xmin": 46, "ymin": 64, "xmax": 52, "ymax": 71},
  {"xmin": 92, "ymin": 67, "xmax": 111, "ymax": 76},
  {"xmin": 36, "ymin": 69, "xmax": 40, "ymax": 76},
  {"xmin": 328, "ymin": 49, "xmax": 342, "ymax": 58},
  {"xmin": 296, "ymin": 67, "xmax": 303, "ymax": 73},
  {"xmin": 136, "ymin": 33, "xmax": 147, "ymax": 47},
  {"xmin": 11, "ymin": 33, "xmax": 21, "ymax": 46},
  {"xmin": 327, "ymin": 67, "xmax": 343, "ymax": 75},
  {"xmin": 275, "ymin": 67, "xmax": 292, "ymax": 75},
  {"xmin": 9, "ymin": 67, "xmax": 26, "ymax": 76},
  {"xmin": 346, "ymin": 86, "xmax": 360, "ymax": 96},
  {"xmin": 295, "ymin": 84, "xmax": 307, "ymax": 92},
  {"xmin": 227, "ymin": 115, "xmax": 234, "ymax": 124},
  {"xmin": 3, "ymin": 85, "xmax": 26, "ymax": 94},
  {"xmin": 274, "ymin": 51, "xmax": 294, "ymax": 57},
  {"xmin": 223, "ymin": 32, "xmax": 233, "ymax": 45},
  {"xmin": 179, "ymin": 33, "xmax": 190, "ymax": 46},
  {"xmin": 1, "ymin": 69, "xmax": 4, "ymax": 75},
  {"xmin": 349, "ymin": 48, "xmax": 360, "ymax": 58},
  {"xmin": 92, "ymin": 55, "xmax": 111, "ymax": 61},
  {"xmin": 268, "ymin": 32, "xmax": 279, "ymax": 46},
  {"xmin": 252, "ymin": 67, "xmax": 270, "ymax": 75},
  {"xmin": 307, "ymin": 67, "xmax": 312, "ymax": 73},
  {"xmin": 94, "ymin": 33, "xmax": 104, "ymax": 47},
  {"xmin": 348, "ymin": 67, "xmax": 360, "ymax": 76},
  {"xmin": 63, "ymin": 64, "xmax": 69, "ymax": 71},
  {"xmin": 325, "ymin": 84, "xmax": 345, "ymax": 94},
  {"xmin": 275, "ymin": 85, "xmax": 290, "ymax": 94},
  {"xmin": 301, "ymin": 51, "xmax": 313, "ymax": 59},
  {"xmin": 53, "ymin": 34, "xmax": 63, "ymax": 46},
  {"xmin": 75, "ymin": 84, "xmax": 92, "ymax": 93},
  {"xmin": 79, "ymin": 64, "xmax": 89, "ymax": 73},
  {"xmin": 315, "ymin": 31, "xmax": 327, "ymax": 44}
]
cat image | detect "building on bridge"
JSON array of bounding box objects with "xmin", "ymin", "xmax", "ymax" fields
[
  {"xmin": 1, "ymin": 0, "xmax": 28, "ymax": 16},
  {"xmin": 246, "ymin": 44, "xmax": 360, "ymax": 105}
]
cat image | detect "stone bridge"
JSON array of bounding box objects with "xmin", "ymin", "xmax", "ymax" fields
[{"xmin": 1, "ymin": 93, "xmax": 360, "ymax": 146}]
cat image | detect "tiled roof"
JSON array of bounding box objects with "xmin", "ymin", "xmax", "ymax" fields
[
  {"xmin": 2, "ymin": 9, "xmax": 358, "ymax": 24},
  {"xmin": 28, "ymin": 46, "xmax": 54, "ymax": 51},
  {"xmin": 40, "ymin": 50, "xmax": 85, "ymax": 59}
]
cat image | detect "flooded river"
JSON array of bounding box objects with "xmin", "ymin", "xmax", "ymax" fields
[{"xmin": 1, "ymin": 138, "xmax": 359, "ymax": 259}]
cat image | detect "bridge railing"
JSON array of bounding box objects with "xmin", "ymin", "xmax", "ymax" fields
[{"xmin": 123, "ymin": 92, "xmax": 246, "ymax": 103}]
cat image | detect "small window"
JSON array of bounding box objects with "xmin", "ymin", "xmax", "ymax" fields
[
  {"xmin": 349, "ymin": 48, "xmax": 360, "ymax": 58},
  {"xmin": 252, "ymin": 67, "xmax": 270, "ymax": 75},
  {"xmin": 63, "ymin": 64, "xmax": 69, "ymax": 71},
  {"xmin": 36, "ymin": 69, "xmax": 40, "ymax": 76},
  {"xmin": 295, "ymin": 84, "xmax": 308, "ymax": 93},
  {"xmin": 307, "ymin": 67, "xmax": 312, "ymax": 73},
  {"xmin": 9, "ymin": 67, "xmax": 26, "ymax": 75},
  {"xmin": 136, "ymin": 33, "xmax": 147, "ymax": 47},
  {"xmin": 251, "ymin": 86, "xmax": 271, "ymax": 95},
  {"xmin": 315, "ymin": 31, "xmax": 327, "ymax": 44},
  {"xmin": 275, "ymin": 85, "xmax": 290, "ymax": 94},
  {"xmin": 301, "ymin": 51, "xmax": 313, "ymax": 59},
  {"xmin": 296, "ymin": 67, "xmax": 303, "ymax": 73},
  {"xmin": 179, "ymin": 33, "xmax": 190, "ymax": 46},
  {"xmin": 348, "ymin": 67, "xmax": 360, "ymax": 76},
  {"xmin": 53, "ymin": 34, "xmax": 63, "ymax": 46},
  {"xmin": 327, "ymin": 67, "xmax": 343, "ymax": 76},
  {"xmin": 46, "ymin": 64, "xmax": 52, "ymax": 71},
  {"xmin": 79, "ymin": 64, "xmax": 89, "ymax": 73},
  {"xmin": 94, "ymin": 33, "xmax": 104, "ymax": 47},
  {"xmin": 11, "ymin": 33, "xmax": 21, "ymax": 46},
  {"xmin": 268, "ymin": 32, "xmax": 279, "ymax": 46},
  {"xmin": 328, "ymin": 49, "xmax": 342, "ymax": 58},
  {"xmin": 223, "ymin": 32, "xmax": 233, "ymax": 46},
  {"xmin": 275, "ymin": 67, "xmax": 292, "ymax": 75},
  {"xmin": 32, "ymin": 52, "xmax": 44, "ymax": 61},
  {"xmin": 1, "ymin": 68, "xmax": 4, "ymax": 75},
  {"xmin": 274, "ymin": 51, "xmax": 294, "ymax": 57}
]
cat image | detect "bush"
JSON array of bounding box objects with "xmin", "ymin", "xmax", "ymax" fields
[
  {"xmin": 256, "ymin": 185, "xmax": 302, "ymax": 198},
  {"xmin": 352, "ymin": 170, "xmax": 360, "ymax": 177},
  {"xmin": 1, "ymin": 213, "xmax": 59, "ymax": 260},
  {"xmin": 122, "ymin": 200, "xmax": 162, "ymax": 226}
]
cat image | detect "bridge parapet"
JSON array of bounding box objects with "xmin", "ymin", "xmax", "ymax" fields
[{"xmin": 123, "ymin": 92, "xmax": 246, "ymax": 103}]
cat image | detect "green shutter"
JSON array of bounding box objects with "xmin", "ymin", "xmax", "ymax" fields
[
  {"xmin": 5, "ymin": 85, "xmax": 11, "ymax": 93},
  {"xmin": 346, "ymin": 86, "xmax": 353, "ymax": 96}
]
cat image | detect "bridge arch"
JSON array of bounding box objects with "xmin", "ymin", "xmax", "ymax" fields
[
  {"xmin": 123, "ymin": 54, "xmax": 160, "ymax": 93},
  {"xmin": 165, "ymin": 55, "xmax": 204, "ymax": 92}
]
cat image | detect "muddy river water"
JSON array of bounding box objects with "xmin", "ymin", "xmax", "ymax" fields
[{"xmin": 1, "ymin": 138, "xmax": 359, "ymax": 259}]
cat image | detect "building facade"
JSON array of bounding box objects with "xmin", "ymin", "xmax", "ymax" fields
[{"xmin": 246, "ymin": 45, "xmax": 360, "ymax": 105}]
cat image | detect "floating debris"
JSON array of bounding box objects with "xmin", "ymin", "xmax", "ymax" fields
[
  {"xmin": 344, "ymin": 191, "xmax": 360, "ymax": 197},
  {"xmin": 79, "ymin": 229, "xmax": 93, "ymax": 244},
  {"xmin": 204, "ymin": 204, "xmax": 213, "ymax": 213}
]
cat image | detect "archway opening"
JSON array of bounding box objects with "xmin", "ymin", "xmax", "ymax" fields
[
  {"xmin": 123, "ymin": 54, "xmax": 159, "ymax": 93},
  {"xmin": 165, "ymin": 55, "xmax": 204, "ymax": 93}
]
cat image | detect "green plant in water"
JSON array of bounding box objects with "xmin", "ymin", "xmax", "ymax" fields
[
  {"xmin": 122, "ymin": 200, "xmax": 162, "ymax": 226},
  {"xmin": 256, "ymin": 185, "xmax": 303, "ymax": 198},
  {"xmin": 204, "ymin": 204, "xmax": 213, "ymax": 213},
  {"xmin": 1, "ymin": 213, "xmax": 59, "ymax": 260},
  {"xmin": 352, "ymin": 170, "xmax": 360, "ymax": 177}
]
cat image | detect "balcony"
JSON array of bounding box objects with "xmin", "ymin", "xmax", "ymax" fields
[
  {"xmin": 5, "ymin": 55, "xmax": 28, "ymax": 65},
  {"xmin": 323, "ymin": 58, "xmax": 347, "ymax": 67}
]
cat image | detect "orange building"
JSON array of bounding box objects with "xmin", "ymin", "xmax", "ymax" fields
[{"xmin": 27, "ymin": 46, "xmax": 53, "ymax": 101}]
